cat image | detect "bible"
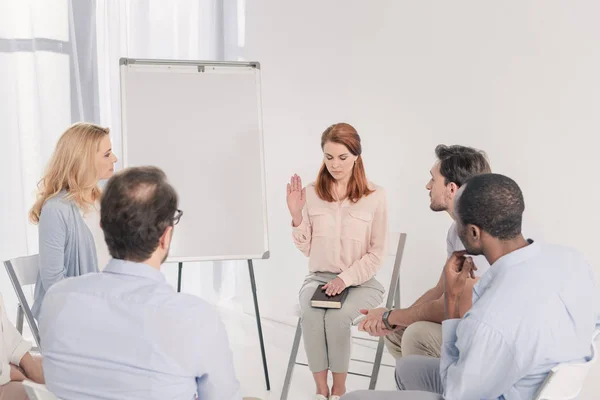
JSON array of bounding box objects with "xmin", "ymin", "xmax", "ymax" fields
[{"xmin": 310, "ymin": 285, "xmax": 349, "ymax": 309}]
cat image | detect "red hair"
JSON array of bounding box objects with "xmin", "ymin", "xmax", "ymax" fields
[{"xmin": 315, "ymin": 123, "xmax": 374, "ymax": 203}]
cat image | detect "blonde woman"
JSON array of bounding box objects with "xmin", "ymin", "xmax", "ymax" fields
[{"xmin": 29, "ymin": 122, "xmax": 118, "ymax": 318}]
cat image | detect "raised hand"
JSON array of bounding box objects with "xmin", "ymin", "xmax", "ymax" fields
[{"xmin": 286, "ymin": 174, "xmax": 306, "ymax": 223}]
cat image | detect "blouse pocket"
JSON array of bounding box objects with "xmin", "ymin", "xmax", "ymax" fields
[
  {"xmin": 308, "ymin": 208, "xmax": 334, "ymax": 237},
  {"xmin": 343, "ymin": 210, "xmax": 373, "ymax": 241}
]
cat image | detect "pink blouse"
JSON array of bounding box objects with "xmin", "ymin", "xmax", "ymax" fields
[{"xmin": 292, "ymin": 182, "xmax": 388, "ymax": 286}]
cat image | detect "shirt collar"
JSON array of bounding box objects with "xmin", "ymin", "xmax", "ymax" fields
[
  {"xmin": 103, "ymin": 258, "xmax": 166, "ymax": 283},
  {"xmin": 474, "ymin": 239, "xmax": 538, "ymax": 296}
]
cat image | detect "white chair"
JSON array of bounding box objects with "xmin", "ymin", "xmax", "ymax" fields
[
  {"xmin": 280, "ymin": 233, "xmax": 407, "ymax": 400},
  {"xmin": 22, "ymin": 381, "xmax": 59, "ymax": 400},
  {"xmin": 3, "ymin": 255, "xmax": 41, "ymax": 348},
  {"xmin": 534, "ymin": 329, "xmax": 600, "ymax": 400}
]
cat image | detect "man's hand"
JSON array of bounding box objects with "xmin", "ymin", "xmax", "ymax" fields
[
  {"xmin": 358, "ymin": 308, "xmax": 396, "ymax": 336},
  {"xmin": 443, "ymin": 251, "xmax": 477, "ymax": 299},
  {"xmin": 322, "ymin": 277, "xmax": 347, "ymax": 296}
]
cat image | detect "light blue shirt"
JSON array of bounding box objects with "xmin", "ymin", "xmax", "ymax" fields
[
  {"xmin": 39, "ymin": 259, "xmax": 242, "ymax": 400},
  {"xmin": 441, "ymin": 240, "xmax": 599, "ymax": 400}
]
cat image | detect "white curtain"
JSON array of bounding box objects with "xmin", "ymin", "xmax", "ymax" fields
[
  {"xmin": 0, "ymin": 0, "xmax": 248, "ymax": 331},
  {"xmin": 0, "ymin": 0, "xmax": 83, "ymax": 326}
]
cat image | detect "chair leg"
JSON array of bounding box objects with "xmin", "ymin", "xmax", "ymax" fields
[
  {"xmin": 29, "ymin": 315, "xmax": 41, "ymax": 349},
  {"xmin": 281, "ymin": 318, "xmax": 302, "ymax": 400},
  {"xmin": 394, "ymin": 277, "xmax": 401, "ymax": 309},
  {"xmin": 369, "ymin": 337, "xmax": 386, "ymax": 390},
  {"xmin": 16, "ymin": 304, "xmax": 24, "ymax": 333}
]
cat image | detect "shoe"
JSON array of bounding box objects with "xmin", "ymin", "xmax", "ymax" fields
[
  {"xmin": 330, "ymin": 396, "xmax": 341, "ymax": 400},
  {"xmin": 315, "ymin": 395, "xmax": 328, "ymax": 400}
]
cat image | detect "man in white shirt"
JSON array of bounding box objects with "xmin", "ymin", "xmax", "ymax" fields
[
  {"xmin": 39, "ymin": 166, "xmax": 241, "ymax": 400},
  {"xmin": 377, "ymin": 145, "xmax": 492, "ymax": 359},
  {"xmin": 0, "ymin": 294, "xmax": 44, "ymax": 400}
]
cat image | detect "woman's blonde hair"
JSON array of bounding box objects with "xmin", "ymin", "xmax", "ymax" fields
[{"xmin": 29, "ymin": 122, "xmax": 111, "ymax": 223}]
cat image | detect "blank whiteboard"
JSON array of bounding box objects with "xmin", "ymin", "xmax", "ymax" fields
[{"xmin": 119, "ymin": 59, "xmax": 269, "ymax": 262}]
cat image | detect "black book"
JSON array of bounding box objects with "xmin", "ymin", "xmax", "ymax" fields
[{"xmin": 310, "ymin": 285, "xmax": 349, "ymax": 309}]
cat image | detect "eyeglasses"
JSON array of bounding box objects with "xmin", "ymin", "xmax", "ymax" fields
[{"xmin": 173, "ymin": 209, "xmax": 183, "ymax": 225}]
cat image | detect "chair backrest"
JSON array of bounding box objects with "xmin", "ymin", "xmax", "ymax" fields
[
  {"xmin": 383, "ymin": 233, "xmax": 407, "ymax": 310},
  {"xmin": 534, "ymin": 329, "xmax": 600, "ymax": 400},
  {"xmin": 5, "ymin": 255, "xmax": 39, "ymax": 286},
  {"xmin": 22, "ymin": 380, "xmax": 60, "ymax": 400},
  {"xmin": 3, "ymin": 255, "xmax": 41, "ymax": 347},
  {"xmin": 387, "ymin": 232, "xmax": 402, "ymax": 257}
]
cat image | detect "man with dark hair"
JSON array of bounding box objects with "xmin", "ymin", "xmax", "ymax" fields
[
  {"xmin": 360, "ymin": 145, "xmax": 492, "ymax": 361},
  {"xmin": 38, "ymin": 167, "xmax": 242, "ymax": 400},
  {"xmin": 343, "ymin": 174, "xmax": 599, "ymax": 400}
]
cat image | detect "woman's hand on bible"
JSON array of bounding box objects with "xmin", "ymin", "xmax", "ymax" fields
[
  {"xmin": 286, "ymin": 174, "xmax": 306, "ymax": 221},
  {"xmin": 322, "ymin": 277, "xmax": 347, "ymax": 296}
]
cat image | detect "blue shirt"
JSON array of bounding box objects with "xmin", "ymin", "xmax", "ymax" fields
[
  {"xmin": 39, "ymin": 259, "xmax": 242, "ymax": 400},
  {"xmin": 441, "ymin": 241, "xmax": 599, "ymax": 400}
]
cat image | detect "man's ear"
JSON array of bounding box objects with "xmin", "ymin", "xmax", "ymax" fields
[
  {"xmin": 448, "ymin": 182, "xmax": 459, "ymax": 195},
  {"xmin": 468, "ymin": 224, "xmax": 481, "ymax": 240},
  {"xmin": 160, "ymin": 226, "xmax": 173, "ymax": 250}
]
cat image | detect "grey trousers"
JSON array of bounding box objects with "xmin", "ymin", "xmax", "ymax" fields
[
  {"xmin": 341, "ymin": 355, "xmax": 443, "ymax": 400},
  {"xmin": 299, "ymin": 272, "xmax": 384, "ymax": 373}
]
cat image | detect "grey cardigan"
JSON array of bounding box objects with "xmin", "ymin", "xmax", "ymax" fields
[{"xmin": 32, "ymin": 192, "xmax": 99, "ymax": 318}]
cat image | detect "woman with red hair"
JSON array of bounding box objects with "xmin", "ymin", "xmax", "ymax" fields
[{"xmin": 287, "ymin": 123, "xmax": 388, "ymax": 400}]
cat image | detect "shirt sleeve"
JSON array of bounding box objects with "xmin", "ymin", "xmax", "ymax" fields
[
  {"xmin": 38, "ymin": 202, "xmax": 70, "ymax": 291},
  {"xmin": 196, "ymin": 310, "xmax": 242, "ymax": 400},
  {"xmin": 440, "ymin": 318, "xmax": 521, "ymax": 400},
  {"xmin": 338, "ymin": 189, "xmax": 388, "ymax": 287},
  {"xmin": 292, "ymin": 206, "xmax": 312, "ymax": 257}
]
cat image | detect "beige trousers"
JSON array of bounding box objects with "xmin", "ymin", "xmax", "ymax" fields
[{"xmin": 384, "ymin": 321, "xmax": 443, "ymax": 359}]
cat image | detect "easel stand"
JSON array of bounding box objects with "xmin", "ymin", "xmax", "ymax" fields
[{"xmin": 176, "ymin": 260, "xmax": 271, "ymax": 391}]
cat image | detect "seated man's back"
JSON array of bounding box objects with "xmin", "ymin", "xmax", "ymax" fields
[
  {"xmin": 448, "ymin": 241, "xmax": 598, "ymax": 399},
  {"xmin": 39, "ymin": 259, "xmax": 241, "ymax": 400}
]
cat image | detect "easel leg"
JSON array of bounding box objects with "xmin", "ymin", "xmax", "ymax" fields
[
  {"xmin": 177, "ymin": 262, "xmax": 183, "ymax": 292},
  {"xmin": 248, "ymin": 259, "xmax": 271, "ymax": 391}
]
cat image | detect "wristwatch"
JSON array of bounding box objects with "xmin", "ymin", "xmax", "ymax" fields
[{"xmin": 382, "ymin": 310, "xmax": 397, "ymax": 330}]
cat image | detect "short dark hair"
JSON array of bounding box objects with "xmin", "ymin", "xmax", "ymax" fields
[
  {"xmin": 435, "ymin": 145, "xmax": 491, "ymax": 187},
  {"xmin": 101, "ymin": 166, "xmax": 178, "ymax": 262},
  {"xmin": 456, "ymin": 173, "xmax": 525, "ymax": 240}
]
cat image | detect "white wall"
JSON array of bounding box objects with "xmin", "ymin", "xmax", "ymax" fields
[{"xmin": 242, "ymin": 0, "xmax": 600, "ymax": 395}]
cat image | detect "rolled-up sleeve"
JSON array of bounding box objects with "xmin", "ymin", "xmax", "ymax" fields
[{"xmin": 0, "ymin": 296, "xmax": 32, "ymax": 385}]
